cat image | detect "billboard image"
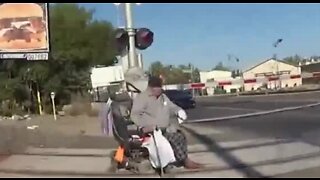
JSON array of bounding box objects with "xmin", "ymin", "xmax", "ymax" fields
[{"xmin": 0, "ymin": 3, "xmax": 49, "ymax": 60}]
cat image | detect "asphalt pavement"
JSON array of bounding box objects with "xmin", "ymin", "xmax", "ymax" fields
[
  {"xmin": 184, "ymin": 92, "xmax": 320, "ymax": 147},
  {"xmin": 180, "ymin": 92, "xmax": 320, "ymax": 177},
  {"xmin": 2, "ymin": 91, "xmax": 320, "ymax": 177},
  {"xmin": 187, "ymin": 101, "xmax": 317, "ymax": 120}
]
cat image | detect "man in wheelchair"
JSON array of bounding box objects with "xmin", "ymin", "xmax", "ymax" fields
[
  {"xmin": 110, "ymin": 76, "xmax": 202, "ymax": 173},
  {"xmin": 130, "ymin": 76, "xmax": 202, "ymax": 170}
]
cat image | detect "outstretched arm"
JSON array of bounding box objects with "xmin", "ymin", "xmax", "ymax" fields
[
  {"xmin": 163, "ymin": 94, "xmax": 187, "ymax": 122},
  {"xmin": 163, "ymin": 94, "xmax": 182, "ymax": 114}
]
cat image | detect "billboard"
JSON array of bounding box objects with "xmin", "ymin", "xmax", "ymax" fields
[{"xmin": 0, "ymin": 3, "xmax": 50, "ymax": 60}]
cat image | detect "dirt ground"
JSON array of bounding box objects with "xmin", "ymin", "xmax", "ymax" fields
[{"xmin": 0, "ymin": 114, "xmax": 118, "ymax": 150}]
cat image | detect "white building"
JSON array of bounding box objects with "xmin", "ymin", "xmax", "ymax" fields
[
  {"xmin": 162, "ymin": 84, "xmax": 190, "ymax": 90},
  {"xmin": 200, "ymin": 70, "xmax": 241, "ymax": 95},
  {"xmin": 242, "ymin": 58, "xmax": 302, "ymax": 91},
  {"xmin": 200, "ymin": 70, "xmax": 231, "ymax": 83}
]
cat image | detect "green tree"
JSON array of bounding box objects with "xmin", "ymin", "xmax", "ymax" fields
[
  {"xmin": 149, "ymin": 61, "xmax": 165, "ymax": 77},
  {"xmin": 192, "ymin": 67, "xmax": 200, "ymax": 83},
  {"xmin": 43, "ymin": 3, "xmax": 116, "ymax": 108},
  {"xmin": 282, "ymin": 55, "xmax": 302, "ymax": 66},
  {"xmin": 148, "ymin": 62, "xmax": 201, "ymax": 85},
  {"xmin": 0, "ymin": 3, "xmax": 117, "ymax": 115},
  {"xmin": 212, "ymin": 62, "xmax": 230, "ymax": 71}
]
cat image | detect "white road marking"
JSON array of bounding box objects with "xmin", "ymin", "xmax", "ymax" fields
[
  {"xmin": 205, "ymin": 106, "xmax": 261, "ymax": 112},
  {"xmin": 186, "ymin": 102, "xmax": 320, "ymax": 123}
]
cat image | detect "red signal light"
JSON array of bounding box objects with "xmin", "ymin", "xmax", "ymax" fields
[
  {"xmin": 135, "ymin": 28, "xmax": 154, "ymax": 50},
  {"xmin": 115, "ymin": 28, "xmax": 129, "ymax": 55}
]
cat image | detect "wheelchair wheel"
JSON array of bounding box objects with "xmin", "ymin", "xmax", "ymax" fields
[
  {"xmin": 163, "ymin": 164, "xmax": 175, "ymax": 174},
  {"xmin": 107, "ymin": 150, "xmax": 118, "ymax": 173},
  {"xmin": 127, "ymin": 158, "xmax": 153, "ymax": 174}
]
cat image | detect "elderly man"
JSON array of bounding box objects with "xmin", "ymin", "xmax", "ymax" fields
[{"xmin": 130, "ymin": 76, "xmax": 202, "ymax": 169}]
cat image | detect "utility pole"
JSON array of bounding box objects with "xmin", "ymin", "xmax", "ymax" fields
[
  {"xmin": 189, "ymin": 64, "xmax": 195, "ymax": 97},
  {"xmin": 273, "ymin": 38, "xmax": 283, "ymax": 89},
  {"xmin": 190, "ymin": 64, "xmax": 194, "ymax": 83},
  {"xmin": 124, "ymin": 3, "xmax": 137, "ymax": 68}
]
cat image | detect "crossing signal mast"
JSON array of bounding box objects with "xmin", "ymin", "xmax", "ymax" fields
[
  {"xmin": 115, "ymin": 27, "xmax": 154, "ymax": 55},
  {"xmin": 113, "ymin": 3, "xmax": 154, "ymax": 92},
  {"xmin": 114, "ymin": 3, "xmax": 154, "ymax": 68}
]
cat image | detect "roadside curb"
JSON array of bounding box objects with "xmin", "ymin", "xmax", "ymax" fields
[
  {"xmin": 21, "ymin": 144, "xmax": 211, "ymax": 157},
  {"xmin": 21, "ymin": 138, "xmax": 279, "ymax": 157}
]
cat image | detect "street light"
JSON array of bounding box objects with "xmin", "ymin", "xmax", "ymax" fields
[
  {"xmin": 182, "ymin": 64, "xmax": 195, "ymax": 96},
  {"xmin": 273, "ymin": 38, "xmax": 283, "ymax": 60},
  {"xmin": 228, "ymin": 54, "xmax": 240, "ymax": 78},
  {"xmin": 273, "ymin": 38, "xmax": 283, "ymax": 89},
  {"xmin": 273, "ymin": 38, "xmax": 283, "ymax": 48}
]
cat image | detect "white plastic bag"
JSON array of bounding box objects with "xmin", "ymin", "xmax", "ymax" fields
[{"xmin": 142, "ymin": 129, "xmax": 176, "ymax": 168}]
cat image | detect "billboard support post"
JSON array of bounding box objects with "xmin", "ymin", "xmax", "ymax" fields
[{"xmin": 36, "ymin": 83, "xmax": 43, "ymax": 115}]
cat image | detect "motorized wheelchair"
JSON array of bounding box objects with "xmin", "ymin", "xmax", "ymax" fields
[
  {"xmin": 107, "ymin": 82, "xmax": 177, "ymax": 176},
  {"xmin": 108, "ymin": 83, "xmax": 153, "ymax": 174}
]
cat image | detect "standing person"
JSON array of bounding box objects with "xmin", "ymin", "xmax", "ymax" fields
[{"xmin": 130, "ymin": 76, "xmax": 202, "ymax": 169}]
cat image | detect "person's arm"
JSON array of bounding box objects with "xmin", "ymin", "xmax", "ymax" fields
[
  {"xmin": 130, "ymin": 94, "xmax": 155, "ymax": 128},
  {"xmin": 163, "ymin": 94, "xmax": 187, "ymax": 122},
  {"xmin": 162, "ymin": 94, "xmax": 182, "ymax": 114}
]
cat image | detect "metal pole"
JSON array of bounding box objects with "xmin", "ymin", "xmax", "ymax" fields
[
  {"xmin": 52, "ymin": 98, "xmax": 57, "ymax": 121},
  {"xmin": 273, "ymin": 38, "xmax": 283, "ymax": 89},
  {"xmin": 115, "ymin": 4, "xmax": 120, "ymax": 27},
  {"xmin": 137, "ymin": 53, "xmax": 143, "ymax": 68},
  {"xmin": 274, "ymin": 53, "xmax": 280, "ymax": 89},
  {"xmin": 124, "ymin": 3, "xmax": 137, "ymax": 68},
  {"xmin": 36, "ymin": 83, "xmax": 43, "ymax": 115},
  {"xmin": 149, "ymin": 66, "xmax": 152, "ymax": 76},
  {"xmin": 151, "ymin": 129, "xmax": 164, "ymax": 176},
  {"xmin": 190, "ymin": 65, "xmax": 195, "ymax": 97},
  {"xmin": 50, "ymin": 93, "xmax": 57, "ymax": 121}
]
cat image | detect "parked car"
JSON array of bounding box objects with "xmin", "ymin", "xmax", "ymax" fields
[{"xmin": 164, "ymin": 89, "xmax": 196, "ymax": 109}]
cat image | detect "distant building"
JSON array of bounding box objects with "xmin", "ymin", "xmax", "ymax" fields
[
  {"xmin": 299, "ymin": 58, "xmax": 320, "ymax": 67},
  {"xmin": 200, "ymin": 70, "xmax": 232, "ymax": 83},
  {"xmin": 300, "ymin": 60, "xmax": 320, "ymax": 84},
  {"xmin": 200, "ymin": 70, "xmax": 241, "ymax": 95},
  {"xmin": 243, "ymin": 58, "xmax": 302, "ymax": 91}
]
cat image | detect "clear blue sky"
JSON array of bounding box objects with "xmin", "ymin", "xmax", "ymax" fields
[{"xmin": 79, "ymin": 3, "xmax": 320, "ymax": 71}]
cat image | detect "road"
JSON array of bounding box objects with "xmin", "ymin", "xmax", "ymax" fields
[
  {"xmin": 188, "ymin": 91, "xmax": 320, "ymax": 120},
  {"xmin": 2, "ymin": 91, "xmax": 320, "ymax": 177},
  {"xmin": 180, "ymin": 92, "xmax": 320, "ymax": 177}
]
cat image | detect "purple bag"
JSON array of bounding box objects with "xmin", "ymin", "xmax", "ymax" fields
[{"xmin": 99, "ymin": 99, "xmax": 113, "ymax": 136}]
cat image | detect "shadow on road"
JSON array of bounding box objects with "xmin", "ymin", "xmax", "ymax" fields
[
  {"xmin": 182, "ymin": 126, "xmax": 267, "ymax": 178},
  {"xmin": 190, "ymin": 138, "xmax": 295, "ymax": 154}
]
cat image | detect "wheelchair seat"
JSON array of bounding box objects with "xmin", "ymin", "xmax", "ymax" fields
[
  {"xmin": 108, "ymin": 83, "xmax": 153, "ymax": 174},
  {"xmin": 110, "ymin": 91, "xmax": 145, "ymax": 154}
]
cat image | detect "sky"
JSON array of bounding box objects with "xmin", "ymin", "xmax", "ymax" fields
[{"xmin": 79, "ymin": 3, "xmax": 320, "ymax": 71}]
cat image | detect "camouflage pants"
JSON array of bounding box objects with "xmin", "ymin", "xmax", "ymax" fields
[{"xmin": 163, "ymin": 130, "xmax": 188, "ymax": 165}]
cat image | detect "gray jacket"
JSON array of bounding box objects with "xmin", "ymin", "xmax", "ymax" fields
[{"xmin": 130, "ymin": 89, "xmax": 182, "ymax": 132}]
